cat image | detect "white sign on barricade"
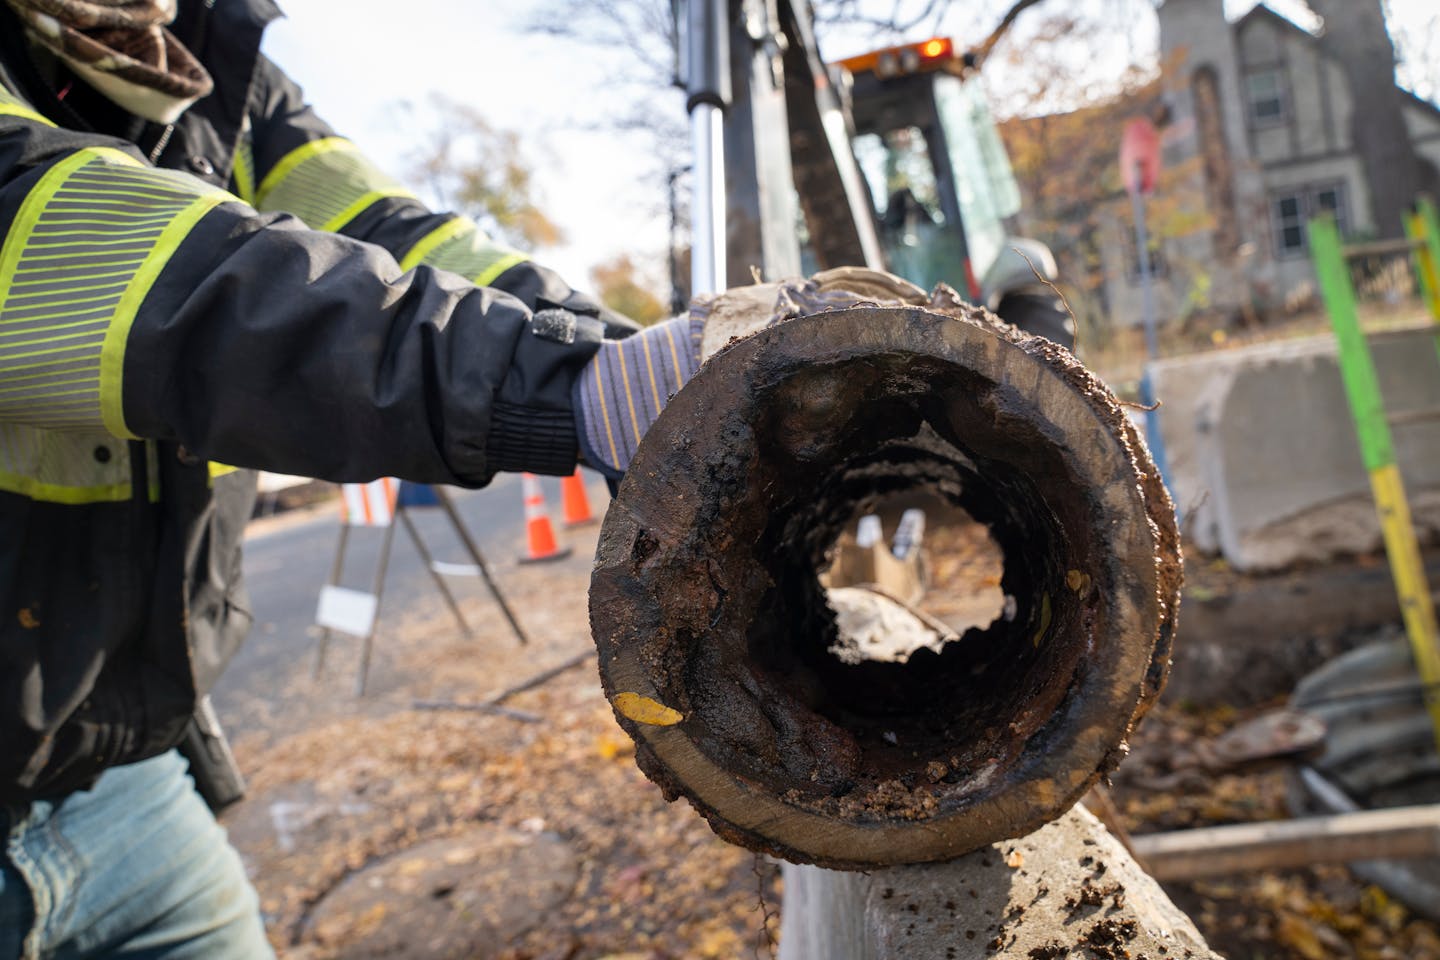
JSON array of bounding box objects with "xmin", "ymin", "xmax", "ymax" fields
[{"xmin": 314, "ymin": 584, "xmax": 379, "ymax": 637}]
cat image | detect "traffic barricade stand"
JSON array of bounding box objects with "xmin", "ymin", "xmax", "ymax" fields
[{"xmin": 313, "ymin": 479, "xmax": 528, "ymax": 696}]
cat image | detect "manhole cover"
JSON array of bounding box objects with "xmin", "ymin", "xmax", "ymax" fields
[{"xmin": 304, "ymin": 826, "xmax": 578, "ymax": 958}]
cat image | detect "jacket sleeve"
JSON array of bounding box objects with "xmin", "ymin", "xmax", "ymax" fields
[
  {"xmin": 240, "ymin": 55, "xmax": 638, "ymax": 337},
  {"xmin": 0, "ymin": 81, "xmax": 600, "ymax": 484}
]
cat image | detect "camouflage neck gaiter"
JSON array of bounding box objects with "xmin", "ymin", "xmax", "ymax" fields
[{"xmin": 4, "ymin": 0, "xmax": 213, "ymax": 123}]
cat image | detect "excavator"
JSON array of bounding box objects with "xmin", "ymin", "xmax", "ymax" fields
[{"xmin": 678, "ymin": 0, "xmax": 1073, "ymax": 346}]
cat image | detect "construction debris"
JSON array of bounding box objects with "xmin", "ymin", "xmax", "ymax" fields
[{"xmin": 1134, "ymin": 804, "xmax": 1440, "ymax": 881}]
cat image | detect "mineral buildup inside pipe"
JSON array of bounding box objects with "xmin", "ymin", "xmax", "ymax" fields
[{"xmin": 590, "ymin": 287, "xmax": 1181, "ymax": 869}]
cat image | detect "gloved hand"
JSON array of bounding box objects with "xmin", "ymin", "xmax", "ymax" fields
[
  {"xmin": 487, "ymin": 259, "xmax": 641, "ymax": 339},
  {"xmin": 574, "ymin": 312, "xmax": 704, "ymax": 478},
  {"xmin": 574, "ymin": 267, "xmax": 932, "ymax": 478}
]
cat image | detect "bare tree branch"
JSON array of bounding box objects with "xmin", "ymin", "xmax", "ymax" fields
[
  {"xmin": 1386, "ymin": 1, "xmax": 1440, "ymax": 104},
  {"xmin": 812, "ymin": 0, "xmax": 948, "ymax": 36},
  {"xmin": 969, "ymin": 0, "xmax": 1049, "ymax": 66},
  {"xmin": 522, "ymin": 0, "xmax": 678, "ymax": 87}
]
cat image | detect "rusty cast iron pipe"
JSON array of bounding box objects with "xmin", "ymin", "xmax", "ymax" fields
[{"xmin": 590, "ymin": 299, "xmax": 1180, "ymax": 869}]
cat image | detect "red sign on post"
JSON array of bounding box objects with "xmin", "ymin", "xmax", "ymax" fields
[{"xmin": 1120, "ymin": 117, "xmax": 1161, "ymax": 197}]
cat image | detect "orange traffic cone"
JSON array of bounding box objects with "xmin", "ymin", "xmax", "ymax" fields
[
  {"xmin": 519, "ymin": 473, "xmax": 572, "ymax": 564},
  {"xmin": 560, "ymin": 468, "xmax": 596, "ymax": 527}
]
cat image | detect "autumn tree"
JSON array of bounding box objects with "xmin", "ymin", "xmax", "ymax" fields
[
  {"xmin": 401, "ymin": 95, "xmax": 563, "ymax": 252},
  {"xmin": 590, "ymin": 255, "xmax": 668, "ymax": 325},
  {"xmin": 996, "ymin": 12, "xmax": 1212, "ymax": 324}
]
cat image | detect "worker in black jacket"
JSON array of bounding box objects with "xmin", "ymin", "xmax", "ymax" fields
[{"xmin": 0, "ymin": 1, "xmax": 701, "ymax": 955}]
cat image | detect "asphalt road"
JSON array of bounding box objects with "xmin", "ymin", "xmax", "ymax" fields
[{"xmin": 211, "ymin": 471, "xmax": 608, "ymax": 743}]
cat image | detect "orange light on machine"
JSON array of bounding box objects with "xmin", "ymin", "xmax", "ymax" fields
[{"xmin": 836, "ymin": 37, "xmax": 956, "ymax": 77}]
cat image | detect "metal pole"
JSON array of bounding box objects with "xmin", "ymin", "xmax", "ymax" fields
[
  {"xmin": 1131, "ymin": 179, "xmax": 1172, "ymax": 489},
  {"xmin": 399, "ymin": 507, "xmax": 472, "ymax": 638},
  {"xmin": 435, "ymin": 487, "xmax": 530, "ymax": 647},
  {"xmin": 685, "ymin": 0, "xmax": 731, "ymax": 296},
  {"xmin": 354, "ymin": 518, "xmax": 398, "ymax": 697},
  {"xmin": 667, "ymin": 167, "xmax": 689, "ymax": 313},
  {"xmin": 312, "ymin": 521, "xmax": 351, "ymax": 679},
  {"xmin": 816, "ymin": 96, "xmax": 883, "ymax": 270},
  {"xmin": 1133, "ymin": 186, "xmax": 1158, "ymax": 361},
  {"xmin": 690, "ymin": 105, "xmax": 727, "ymax": 295}
]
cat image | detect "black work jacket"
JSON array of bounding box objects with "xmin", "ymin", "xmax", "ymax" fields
[{"xmin": 0, "ymin": 0, "xmax": 617, "ymax": 803}]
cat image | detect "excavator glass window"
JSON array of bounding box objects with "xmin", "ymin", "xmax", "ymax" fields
[
  {"xmin": 932, "ymin": 74, "xmax": 1023, "ymax": 283},
  {"xmin": 852, "ymin": 125, "xmax": 965, "ymax": 291}
]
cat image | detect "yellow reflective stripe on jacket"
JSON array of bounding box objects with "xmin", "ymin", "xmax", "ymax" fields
[
  {"xmin": 254, "ymin": 136, "xmax": 413, "ymax": 233},
  {"xmin": 232, "ymin": 137, "xmax": 257, "ymax": 206},
  {"xmin": 0, "ymin": 424, "xmax": 133, "ymax": 503},
  {"xmin": 0, "ymin": 83, "xmax": 55, "ymax": 127},
  {"xmin": 0, "ymin": 103, "xmax": 55, "ymax": 127},
  {"xmin": 0, "ymin": 147, "xmax": 233, "ymax": 438},
  {"xmin": 399, "ymin": 216, "xmax": 528, "ymax": 286}
]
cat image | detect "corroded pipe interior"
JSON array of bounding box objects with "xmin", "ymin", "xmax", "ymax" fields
[
  {"xmin": 700, "ymin": 354, "xmax": 1082, "ymax": 794},
  {"xmin": 592, "ymin": 302, "xmax": 1178, "ymax": 868}
]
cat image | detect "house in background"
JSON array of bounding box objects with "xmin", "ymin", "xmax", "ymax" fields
[{"xmin": 1093, "ymin": 0, "xmax": 1440, "ymax": 328}]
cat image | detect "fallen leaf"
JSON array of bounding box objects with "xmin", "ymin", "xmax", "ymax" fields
[
  {"xmin": 1275, "ymin": 911, "xmax": 1330, "ymax": 960},
  {"xmin": 597, "ymin": 734, "xmax": 634, "ymax": 760},
  {"xmin": 614, "ymin": 692, "xmax": 684, "ymax": 726}
]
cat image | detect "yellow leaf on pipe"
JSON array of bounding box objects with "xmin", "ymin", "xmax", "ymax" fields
[{"xmin": 614, "ymin": 692, "xmax": 684, "ymax": 726}]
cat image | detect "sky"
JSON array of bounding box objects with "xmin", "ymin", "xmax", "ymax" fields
[{"xmin": 260, "ymin": 0, "xmax": 1437, "ymax": 298}]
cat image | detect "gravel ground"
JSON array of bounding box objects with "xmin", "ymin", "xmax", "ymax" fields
[
  {"xmin": 225, "ymin": 520, "xmax": 782, "ymax": 959},
  {"xmin": 1113, "ymin": 700, "xmax": 1440, "ymax": 960},
  {"xmin": 223, "ymin": 512, "xmax": 1440, "ymax": 959}
]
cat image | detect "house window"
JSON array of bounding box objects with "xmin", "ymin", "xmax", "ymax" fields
[
  {"xmin": 1271, "ymin": 183, "xmax": 1349, "ymax": 257},
  {"xmin": 1245, "ymin": 69, "xmax": 1288, "ymax": 127},
  {"xmin": 1274, "ymin": 193, "xmax": 1306, "ymax": 255},
  {"xmin": 1312, "ymin": 185, "xmax": 1348, "ymax": 234}
]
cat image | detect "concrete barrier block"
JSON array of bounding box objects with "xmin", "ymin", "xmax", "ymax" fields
[
  {"xmin": 1147, "ymin": 349, "xmax": 1235, "ymax": 553},
  {"xmin": 1149, "ymin": 326, "xmax": 1440, "ymax": 571}
]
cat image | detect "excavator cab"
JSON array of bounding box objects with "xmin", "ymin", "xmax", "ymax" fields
[
  {"xmin": 837, "ymin": 38, "xmax": 1074, "ymax": 346},
  {"xmin": 692, "ymin": 2, "xmax": 1074, "ymax": 347}
]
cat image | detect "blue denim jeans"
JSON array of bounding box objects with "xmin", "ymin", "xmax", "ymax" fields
[{"xmin": 0, "ymin": 751, "xmax": 273, "ymax": 959}]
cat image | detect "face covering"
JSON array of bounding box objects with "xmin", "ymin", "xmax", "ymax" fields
[{"xmin": 4, "ymin": 0, "xmax": 212, "ymax": 123}]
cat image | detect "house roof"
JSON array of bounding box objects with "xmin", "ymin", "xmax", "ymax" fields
[
  {"xmin": 1232, "ymin": 2, "xmax": 1440, "ymax": 118},
  {"xmin": 1233, "ymin": 3, "xmax": 1319, "ymax": 39}
]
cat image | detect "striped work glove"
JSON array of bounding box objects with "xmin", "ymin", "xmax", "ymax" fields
[
  {"xmin": 574, "ymin": 313, "xmax": 704, "ymax": 479},
  {"xmin": 572, "ymin": 268, "xmax": 927, "ymax": 478}
]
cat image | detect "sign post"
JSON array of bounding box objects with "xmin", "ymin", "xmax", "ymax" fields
[{"xmin": 1120, "ymin": 117, "xmax": 1172, "ymax": 491}]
